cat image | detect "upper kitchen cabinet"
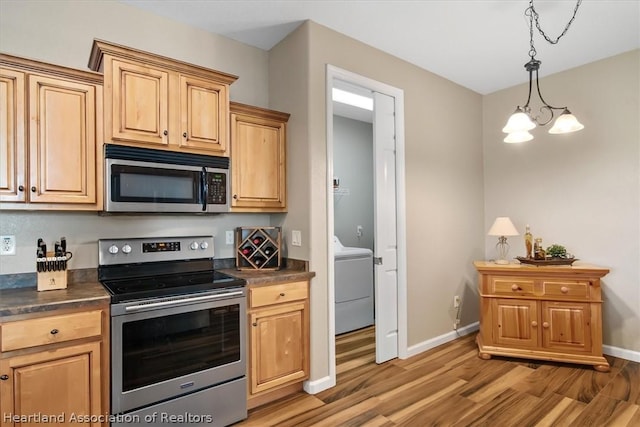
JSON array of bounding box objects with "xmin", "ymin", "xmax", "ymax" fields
[
  {"xmin": 230, "ymin": 102, "xmax": 289, "ymax": 212},
  {"xmin": 0, "ymin": 54, "xmax": 103, "ymax": 211},
  {"xmin": 88, "ymin": 40, "xmax": 238, "ymax": 156}
]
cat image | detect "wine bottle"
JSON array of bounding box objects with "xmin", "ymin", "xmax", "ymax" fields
[
  {"xmin": 524, "ymin": 225, "xmax": 533, "ymax": 259},
  {"xmin": 253, "ymin": 256, "xmax": 266, "ymax": 266},
  {"xmin": 252, "ymin": 236, "xmax": 264, "ymax": 246},
  {"xmin": 263, "ymin": 246, "xmax": 275, "ymax": 256},
  {"xmin": 241, "ymin": 246, "xmax": 254, "ymax": 256}
]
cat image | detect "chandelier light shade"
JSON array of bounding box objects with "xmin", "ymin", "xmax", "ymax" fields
[
  {"xmin": 503, "ymin": 0, "xmax": 584, "ymax": 143},
  {"xmin": 488, "ymin": 217, "xmax": 519, "ymax": 264}
]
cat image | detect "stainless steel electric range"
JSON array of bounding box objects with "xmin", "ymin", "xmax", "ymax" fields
[{"xmin": 98, "ymin": 236, "xmax": 247, "ymax": 427}]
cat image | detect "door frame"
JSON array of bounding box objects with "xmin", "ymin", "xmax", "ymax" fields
[{"xmin": 326, "ymin": 64, "xmax": 408, "ymax": 387}]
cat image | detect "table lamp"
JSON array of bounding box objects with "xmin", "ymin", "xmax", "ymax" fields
[{"xmin": 488, "ymin": 217, "xmax": 519, "ymax": 264}]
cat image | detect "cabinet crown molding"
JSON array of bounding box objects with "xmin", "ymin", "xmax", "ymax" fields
[
  {"xmin": 87, "ymin": 39, "xmax": 238, "ymax": 85},
  {"xmin": 230, "ymin": 101, "xmax": 291, "ymax": 122},
  {"xmin": 1, "ymin": 53, "xmax": 103, "ymax": 84}
]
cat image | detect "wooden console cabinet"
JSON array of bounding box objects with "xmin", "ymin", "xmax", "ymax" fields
[{"xmin": 474, "ymin": 261, "xmax": 610, "ymax": 372}]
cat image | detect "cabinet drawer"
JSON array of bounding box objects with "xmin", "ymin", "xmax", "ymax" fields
[
  {"xmin": 541, "ymin": 281, "xmax": 590, "ymax": 299},
  {"xmin": 489, "ymin": 277, "xmax": 535, "ymax": 296},
  {"xmin": 1, "ymin": 310, "xmax": 103, "ymax": 352},
  {"xmin": 250, "ymin": 281, "xmax": 308, "ymax": 308}
]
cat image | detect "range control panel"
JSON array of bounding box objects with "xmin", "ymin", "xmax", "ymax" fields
[{"xmin": 98, "ymin": 236, "xmax": 214, "ymax": 265}]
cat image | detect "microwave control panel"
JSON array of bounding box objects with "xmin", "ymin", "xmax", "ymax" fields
[{"xmin": 207, "ymin": 172, "xmax": 227, "ymax": 205}]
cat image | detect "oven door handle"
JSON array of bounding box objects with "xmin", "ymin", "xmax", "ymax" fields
[{"xmin": 124, "ymin": 291, "xmax": 244, "ymax": 312}]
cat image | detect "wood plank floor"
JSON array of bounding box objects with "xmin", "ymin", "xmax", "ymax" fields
[{"xmin": 238, "ymin": 327, "xmax": 640, "ymax": 426}]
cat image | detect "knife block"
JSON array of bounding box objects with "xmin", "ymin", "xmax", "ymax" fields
[{"xmin": 37, "ymin": 252, "xmax": 68, "ymax": 292}]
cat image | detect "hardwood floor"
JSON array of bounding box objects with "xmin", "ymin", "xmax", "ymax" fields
[{"xmin": 239, "ymin": 327, "xmax": 640, "ymax": 426}]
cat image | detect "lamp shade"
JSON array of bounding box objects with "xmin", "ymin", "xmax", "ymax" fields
[
  {"xmin": 488, "ymin": 217, "xmax": 519, "ymax": 237},
  {"xmin": 502, "ymin": 108, "xmax": 536, "ymax": 133},
  {"xmin": 548, "ymin": 109, "xmax": 584, "ymax": 134},
  {"xmin": 504, "ymin": 131, "xmax": 534, "ymax": 143}
]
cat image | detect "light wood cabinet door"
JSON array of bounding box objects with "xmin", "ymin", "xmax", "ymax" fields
[
  {"xmin": 28, "ymin": 75, "xmax": 98, "ymax": 204},
  {"xmin": 0, "ymin": 68, "xmax": 26, "ymax": 202},
  {"xmin": 179, "ymin": 75, "xmax": 229, "ymax": 155},
  {"xmin": 0, "ymin": 341, "xmax": 103, "ymax": 427},
  {"xmin": 249, "ymin": 301, "xmax": 308, "ymax": 395},
  {"xmin": 491, "ymin": 299, "xmax": 539, "ymax": 348},
  {"xmin": 230, "ymin": 102, "xmax": 288, "ymax": 212},
  {"xmin": 110, "ymin": 59, "xmax": 169, "ymax": 147},
  {"xmin": 541, "ymin": 301, "xmax": 591, "ymax": 353}
]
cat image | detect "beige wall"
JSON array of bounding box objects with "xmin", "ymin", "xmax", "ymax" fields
[
  {"xmin": 270, "ymin": 21, "xmax": 485, "ymax": 382},
  {"xmin": 0, "ymin": 0, "xmax": 271, "ymax": 274},
  {"xmin": 483, "ymin": 50, "xmax": 640, "ymax": 352}
]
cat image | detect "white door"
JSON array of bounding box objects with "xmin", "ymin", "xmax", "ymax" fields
[{"xmin": 373, "ymin": 92, "xmax": 398, "ymax": 363}]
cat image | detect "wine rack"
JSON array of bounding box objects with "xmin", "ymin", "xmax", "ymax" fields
[{"xmin": 235, "ymin": 227, "xmax": 282, "ymax": 270}]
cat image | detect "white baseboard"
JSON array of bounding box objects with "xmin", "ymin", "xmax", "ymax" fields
[
  {"xmin": 303, "ymin": 375, "xmax": 334, "ymax": 394},
  {"xmin": 603, "ymin": 345, "xmax": 640, "ymax": 363},
  {"xmin": 406, "ymin": 322, "xmax": 479, "ymax": 358}
]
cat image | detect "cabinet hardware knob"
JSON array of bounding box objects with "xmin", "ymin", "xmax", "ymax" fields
[
  {"xmin": 511, "ymin": 284, "xmax": 520, "ymax": 291},
  {"xmin": 252, "ymin": 322, "xmax": 257, "ymax": 327},
  {"xmin": 560, "ymin": 286, "xmax": 569, "ymax": 294},
  {"xmin": 279, "ymin": 292, "xmax": 285, "ymax": 297},
  {"xmin": 31, "ymin": 186, "xmax": 36, "ymax": 192},
  {"xmin": 183, "ymin": 132, "xmax": 188, "ymax": 138},
  {"xmin": 542, "ymin": 322, "xmax": 550, "ymax": 329},
  {"xmin": 50, "ymin": 329, "xmax": 59, "ymax": 335},
  {"xmin": 163, "ymin": 130, "xmax": 168, "ymax": 136},
  {"xmin": 233, "ymin": 194, "xmax": 238, "ymax": 199},
  {"xmin": 18, "ymin": 185, "xmax": 24, "ymax": 192},
  {"xmin": 531, "ymin": 321, "xmax": 538, "ymax": 327},
  {"xmin": 0, "ymin": 375, "xmax": 8, "ymax": 381}
]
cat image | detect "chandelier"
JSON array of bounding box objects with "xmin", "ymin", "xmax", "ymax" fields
[{"xmin": 503, "ymin": 0, "xmax": 584, "ymax": 143}]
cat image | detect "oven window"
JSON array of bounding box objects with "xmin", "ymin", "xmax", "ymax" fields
[
  {"xmin": 111, "ymin": 164, "xmax": 200, "ymax": 203},
  {"xmin": 121, "ymin": 305, "xmax": 240, "ymax": 392}
]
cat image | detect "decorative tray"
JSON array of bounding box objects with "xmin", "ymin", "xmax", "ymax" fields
[{"xmin": 516, "ymin": 256, "xmax": 577, "ymax": 266}]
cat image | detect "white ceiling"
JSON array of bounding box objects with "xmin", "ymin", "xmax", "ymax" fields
[{"xmin": 121, "ymin": 0, "xmax": 639, "ymax": 95}]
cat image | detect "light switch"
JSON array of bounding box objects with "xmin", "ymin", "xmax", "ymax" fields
[
  {"xmin": 292, "ymin": 230, "xmax": 302, "ymax": 247},
  {"xmin": 225, "ymin": 230, "xmax": 234, "ymax": 245}
]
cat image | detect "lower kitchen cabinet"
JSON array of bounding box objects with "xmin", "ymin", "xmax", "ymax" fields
[
  {"xmin": 474, "ymin": 261, "xmax": 610, "ymax": 371},
  {"xmin": 247, "ymin": 280, "xmax": 309, "ymax": 408},
  {"xmin": 0, "ymin": 305, "xmax": 109, "ymax": 426}
]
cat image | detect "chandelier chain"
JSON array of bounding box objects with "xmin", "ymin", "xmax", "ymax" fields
[{"xmin": 527, "ymin": 0, "xmax": 583, "ymax": 58}]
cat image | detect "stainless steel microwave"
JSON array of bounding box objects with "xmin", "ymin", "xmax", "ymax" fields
[{"xmin": 104, "ymin": 144, "xmax": 230, "ymax": 213}]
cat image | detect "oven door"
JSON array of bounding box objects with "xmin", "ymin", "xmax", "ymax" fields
[{"xmin": 111, "ymin": 289, "xmax": 246, "ymax": 414}]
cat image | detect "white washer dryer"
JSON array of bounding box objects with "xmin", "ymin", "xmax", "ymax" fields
[{"xmin": 334, "ymin": 236, "xmax": 374, "ymax": 334}]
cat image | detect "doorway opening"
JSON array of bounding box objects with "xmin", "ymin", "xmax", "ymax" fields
[{"xmin": 326, "ymin": 65, "xmax": 408, "ymax": 388}]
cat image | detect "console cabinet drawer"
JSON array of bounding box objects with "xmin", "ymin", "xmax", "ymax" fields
[
  {"xmin": 541, "ymin": 280, "xmax": 590, "ymax": 299},
  {"xmin": 489, "ymin": 277, "xmax": 535, "ymax": 296},
  {"xmin": 1, "ymin": 310, "xmax": 103, "ymax": 352}
]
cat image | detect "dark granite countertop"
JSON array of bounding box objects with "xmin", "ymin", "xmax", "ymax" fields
[
  {"xmin": 220, "ymin": 267, "xmax": 315, "ymax": 286},
  {"xmin": 0, "ymin": 281, "xmax": 110, "ymax": 318}
]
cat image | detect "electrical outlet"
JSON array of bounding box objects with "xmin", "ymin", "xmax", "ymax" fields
[
  {"xmin": 356, "ymin": 225, "xmax": 363, "ymax": 237},
  {"xmin": 225, "ymin": 230, "xmax": 234, "ymax": 245},
  {"xmin": 0, "ymin": 235, "xmax": 16, "ymax": 255},
  {"xmin": 453, "ymin": 319, "xmax": 460, "ymax": 330},
  {"xmin": 453, "ymin": 295, "xmax": 461, "ymax": 308}
]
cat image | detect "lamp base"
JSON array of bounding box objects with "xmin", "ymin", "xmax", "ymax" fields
[{"xmin": 494, "ymin": 259, "xmax": 510, "ymax": 265}]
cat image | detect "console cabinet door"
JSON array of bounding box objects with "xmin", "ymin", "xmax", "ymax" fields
[
  {"xmin": 541, "ymin": 301, "xmax": 591, "ymax": 353},
  {"xmin": 491, "ymin": 299, "xmax": 539, "ymax": 348},
  {"xmin": 28, "ymin": 75, "xmax": 98, "ymax": 205},
  {"xmin": 0, "ymin": 68, "xmax": 26, "ymax": 202},
  {"xmin": 110, "ymin": 59, "xmax": 169, "ymax": 147},
  {"xmin": 0, "ymin": 342, "xmax": 103, "ymax": 427}
]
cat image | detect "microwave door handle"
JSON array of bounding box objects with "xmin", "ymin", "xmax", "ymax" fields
[{"xmin": 201, "ymin": 167, "xmax": 207, "ymax": 211}]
